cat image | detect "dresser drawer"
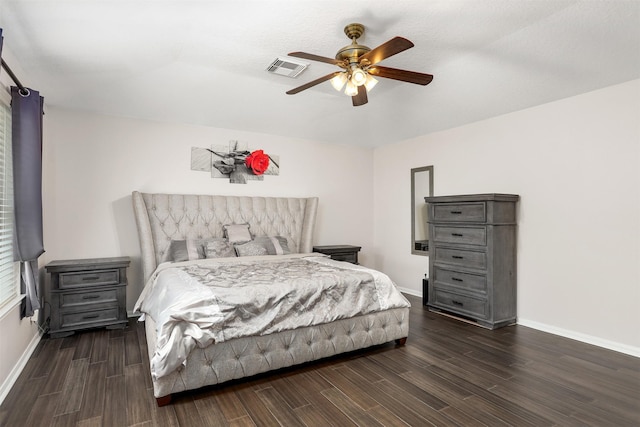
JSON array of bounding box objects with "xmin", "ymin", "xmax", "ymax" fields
[
  {"xmin": 59, "ymin": 269, "xmax": 120, "ymax": 289},
  {"xmin": 432, "ymin": 226, "xmax": 486, "ymax": 246},
  {"xmin": 432, "ymin": 202, "xmax": 486, "ymax": 223},
  {"xmin": 433, "ymin": 267, "xmax": 487, "ymax": 293},
  {"xmin": 432, "ymin": 289, "xmax": 488, "ymax": 319},
  {"xmin": 433, "ymin": 247, "xmax": 487, "ymax": 270},
  {"xmin": 60, "ymin": 308, "xmax": 120, "ymax": 329},
  {"xmin": 59, "ymin": 288, "xmax": 119, "ymax": 309}
]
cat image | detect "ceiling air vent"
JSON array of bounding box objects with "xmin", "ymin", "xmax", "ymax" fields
[{"xmin": 266, "ymin": 57, "xmax": 308, "ymax": 78}]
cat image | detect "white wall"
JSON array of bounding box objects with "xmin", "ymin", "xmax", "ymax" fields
[
  {"xmin": 373, "ymin": 79, "xmax": 640, "ymax": 355},
  {"xmin": 42, "ymin": 109, "xmax": 374, "ymax": 312}
]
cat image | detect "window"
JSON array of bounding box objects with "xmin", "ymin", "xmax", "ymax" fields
[{"xmin": 0, "ymin": 95, "xmax": 16, "ymax": 309}]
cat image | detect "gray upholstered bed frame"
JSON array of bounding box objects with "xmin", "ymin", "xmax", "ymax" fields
[{"xmin": 132, "ymin": 191, "xmax": 409, "ymax": 405}]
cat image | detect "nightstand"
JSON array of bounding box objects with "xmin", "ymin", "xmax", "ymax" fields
[
  {"xmin": 46, "ymin": 257, "xmax": 130, "ymax": 338},
  {"xmin": 313, "ymin": 245, "xmax": 361, "ymax": 264}
]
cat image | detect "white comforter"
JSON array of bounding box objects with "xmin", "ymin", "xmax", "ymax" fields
[{"xmin": 134, "ymin": 254, "xmax": 410, "ymax": 380}]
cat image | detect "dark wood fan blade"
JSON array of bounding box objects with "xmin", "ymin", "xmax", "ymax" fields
[
  {"xmin": 368, "ymin": 65, "xmax": 433, "ymax": 85},
  {"xmin": 288, "ymin": 52, "xmax": 344, "ymax": 67},
  {"xmin": 352, "ymin": 85, "xmax": 368, "ymax": 107},
  {"xmin": 286, "ymin": 72, "xmax": 341, "ymax": 95},
  {"xmin": 359, "ymin": 37, "xmax": 414, "ymax": 66}
]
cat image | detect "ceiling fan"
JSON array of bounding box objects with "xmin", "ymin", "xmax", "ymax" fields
[{"xmin": 286, "ymin": 23, "xmax": 433, "ymax": 107}]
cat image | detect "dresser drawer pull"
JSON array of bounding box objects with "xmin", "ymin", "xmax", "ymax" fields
[
  {"xmin": 82, "ymin": 295, "xmax": 101, "ymax": 300},
  {"xmin": 451, "ymin": 233, "xmax": 464, "ymax": 237},
  {"xmin": 452, "ymin": 300, "xmax": 464, "ymax": 306},
  {"xmin": 451, "ymin": 277, "xmax": 464, "ymax": 282},
  {"xmin": 452, "ymin": 255, "xmax": 464, "ymax": 259},
  {"xmin": 82, "ymin": 276, "xmax": 100, "ymax": 281},
  {"xmin": 450, "ymin": 211, "xmax": 462, "ymax": 214},
  {"xmin": 83, "ymin": 314, "xmax": 100, "ymax": 319}
]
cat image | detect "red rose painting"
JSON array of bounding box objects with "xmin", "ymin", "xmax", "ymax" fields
[
  {"xmin": 245, "ymin": 150, "xmax": 270, "ymax": 175},
  {"xmin": 193, "ymin": 141, "xmax": 279, "ymax": 184}
]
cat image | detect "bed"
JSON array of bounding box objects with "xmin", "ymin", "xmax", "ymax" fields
[{"xmin": 131, "ymin": 191, "xmax": 410, "ymax": 406}]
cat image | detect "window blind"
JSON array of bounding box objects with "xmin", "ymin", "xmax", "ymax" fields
[{"xmin": 0, "ymin": 97, "xmax": 16, "ymax": 308}]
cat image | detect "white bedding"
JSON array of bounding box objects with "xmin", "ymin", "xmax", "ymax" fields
[{"xmin": 134, "ymin": 254, "xmax": 410, "ymax": 380}]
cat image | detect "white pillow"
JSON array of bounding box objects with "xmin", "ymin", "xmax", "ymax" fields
[{"xmin": 223, "ymin": 223, "xmax": 252, "ymax": 244}]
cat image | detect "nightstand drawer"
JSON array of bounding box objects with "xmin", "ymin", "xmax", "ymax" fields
[
  {"xmin": 433, "ymin": 247, "xmax": 487, "ymax": 270},
  {"xmin": 59, "ymin": 288, "xmax": 119, "ymax": 309},
  {"xmin": 432, "ymin": 202, "xmax": 486, "ymax": 223},
  {"xmin": 59, "ymin": 269, "xmax": 120, "ymax": 289},
  {"xmin": 60, "ymin": 308, "xmax": 120, "ymax": 329},
  {"xmin": 330, "ymin": 252, "xmax": 358, "ymax": 263},
  {"xmin": 432, "ymin": 226, "xmax": 486, "ymax": 246},
  {"xmin": 313, "ymin": 245, "xmax": 361, "ymax": 265},
  {"xmin": 432, "ymin": 289, "xmax": 488, "ymax": 319},
  {"xmin": 433, "ymin": 267, "xmax": 487, "ymax": 293}
]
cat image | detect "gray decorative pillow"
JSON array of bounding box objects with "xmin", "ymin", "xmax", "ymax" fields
[
  {"xmin": 235, "ymin": 236, "xmax": 291, "ymax": 257},
  {"xmin": 234, "ymin": 241, "xmax": 268, "ymax": 257},
  {"xmin": 204, "ymin": 238, "xmax": 236, "ymax": 258},
  {"xmin": 223, "ymin": 223, "xmax": 252, "ymax": 244},
  {"xmin": 162, "ymin": 239, "xmax": 206, "ymax": 263}
]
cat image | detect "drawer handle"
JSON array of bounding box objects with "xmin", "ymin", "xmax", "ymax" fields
[
  {"xmin": 452, "ymin": 255, "xmax": 464, "ymax": 259},
  {"xmin": 82, "ymin": 276, "xmax": 100, "ymax": 281},
  {"xmin": 82, "ymin": 295, "xmax": 101, "ymax": 300},
  {"xmin": 450, "ymin": 211, "xmax": 462, "ymax": 215},
  {"xmin": 451, "ymin": 233, "xmax": 464, "ymax": 237},
  {"xmin": 83, "ymin": 314, "xmax": 100, "ymax": 319},
  {"xmin": 451, "ymin": 300, "xmax": 464, "ymax": 307},
  {"xmin": 451, "ymin": 277, "xmax": 463, "ymax": 282}
]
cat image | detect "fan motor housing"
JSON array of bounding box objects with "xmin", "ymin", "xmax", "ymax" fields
[
  {"xmin": 335, "ymin": 42, "xmax": 371, "ymax": 62},
  {"xmin": 335, "ymin": 23, "xmax": 371, "ymax": 63}
]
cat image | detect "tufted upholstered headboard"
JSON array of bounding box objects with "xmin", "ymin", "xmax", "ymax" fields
[{"xmin": 132, "ymin": 191, "xmax": 318, "ymax": 283}]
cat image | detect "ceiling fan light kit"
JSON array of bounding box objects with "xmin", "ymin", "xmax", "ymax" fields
[{"xmin": 286, "ymin": 23, "xmax": 433, "ymax": 107}]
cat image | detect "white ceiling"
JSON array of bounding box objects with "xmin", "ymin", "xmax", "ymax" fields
[{"xmin": 1, "ymin": 1, "xmax": 638, "ymax": 147}]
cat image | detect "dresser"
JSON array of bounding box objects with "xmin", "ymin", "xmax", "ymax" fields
[
  {"xmin": 424, "ymin": 194, "xmax": 519, "ymax": 329},
  {"xmin": 313, "ymin": 245, "xmax": 361, "ymax": 264},
  {"xmin": 46, "ymin": 257, "xmax": 130, "ymax": 338}
]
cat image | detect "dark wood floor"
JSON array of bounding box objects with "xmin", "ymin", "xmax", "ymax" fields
[{"xmin": 1, "ymin": 294, "xmax": 639, "ymax": 426}]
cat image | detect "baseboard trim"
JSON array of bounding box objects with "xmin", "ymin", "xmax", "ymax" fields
[
  {"xmin": 0, "ymin": 329, "xmax": 42, "ymax": 405},
  {"xmin": 398, "ymin": 288, "xmax": 639, "ymax": 358},
  {"xmin": 397, "ymin": 286, "xmax": 421, "ymax": 297},
  {"xmin": 517, "ymin": 318, "xmax": 640, "ymax": 358}
]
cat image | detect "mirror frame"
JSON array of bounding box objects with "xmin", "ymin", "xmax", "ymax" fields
[{"xmin": 411, "ymin": 166, "xmax": 434, "ymax": 256}]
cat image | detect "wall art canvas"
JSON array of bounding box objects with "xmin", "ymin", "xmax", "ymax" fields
[{"xmin": 191, "ymin": 140, "xmax": 279, "ymax": 184}]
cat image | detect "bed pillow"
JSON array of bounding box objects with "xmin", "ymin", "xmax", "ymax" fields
[
  {"xmin": 234, "ymin": 241, "xmax": 268, "ymax": 257},
  {"xmin": 235, "ymin": 236, "xmax": 291, "ymax": 257},
  {"xmin": 223, "ymin": 223, "xmax": 252, "ymax": 244},
  {"xmin": 162, "ymin": 239, "xmax": 207, "ymax": 263},
  {"xmin": 204, "ymin": 238, "xmax": 237, "ymax": 258}
]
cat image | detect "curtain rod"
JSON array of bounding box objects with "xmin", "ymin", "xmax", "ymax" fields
[{"xmin": 1, "ymin": 58, "xmax": 29, "ymax": 96}]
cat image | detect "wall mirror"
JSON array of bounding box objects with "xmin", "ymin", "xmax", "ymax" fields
[{"xmin": 411, "ymin": 166, "xmax": 433, "ymax": 256}]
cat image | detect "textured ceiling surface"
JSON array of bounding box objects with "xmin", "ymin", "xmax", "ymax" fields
[{"xmin": 0, "ymin": 1, "xmax": 638, "ymax": 147}]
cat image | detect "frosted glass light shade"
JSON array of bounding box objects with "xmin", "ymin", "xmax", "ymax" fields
[
  {"xmin": 344, "ymin": 80, "xmax": 358, "ymax": 96},
  {"xmin": 364, "ymin": 74, "xmax": 378, "ymax": 91},
  {"xmin": 351, "ymin": 68, "xmax": 367, "ymax": 86},
  {"xmin": 330, "ymin": 73, "xmax": 348, "ymax": 91}
]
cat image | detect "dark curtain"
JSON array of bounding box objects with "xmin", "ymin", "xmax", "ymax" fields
[{"xmin": 11, "ymin": 86, "xmax": 45, "ymax": 318}]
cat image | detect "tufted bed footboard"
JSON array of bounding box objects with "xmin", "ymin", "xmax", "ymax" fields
[{"xmin": 145, "ymin": 307, "xmax": 409, "ymax": 405}]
